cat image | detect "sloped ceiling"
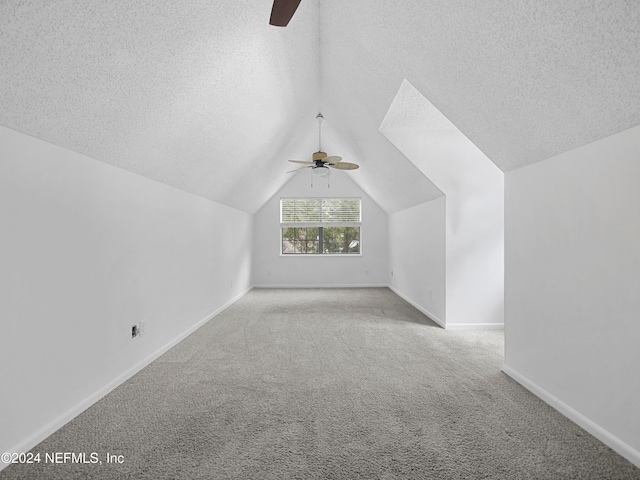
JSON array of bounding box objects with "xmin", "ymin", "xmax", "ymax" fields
[
  {"xmin": 2, "ymin": 1, "xmax": 639, "ymax": 214},
  {"xmin": 0, "ymin": 0, "xmax": 321, "ymax": 214},
  {"xmin": 320, "ymin": 0, "xmax": 640, "ymax": 175}
]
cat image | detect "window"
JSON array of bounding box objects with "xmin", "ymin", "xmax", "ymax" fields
[{"xmin": 281, "ymin": 198, "xmax": 361, "ymax": 255}]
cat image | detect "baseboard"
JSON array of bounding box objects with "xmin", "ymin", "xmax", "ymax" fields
[
  {"xmin": 1, "ymin": 286, "xmax": 253, "ymax": 473},
  {"xmin": 388, "ymin": 285, "xmax": 445, "ymax": 328},
  {"xmin": 253, "ymin": 284, "xmax": 388, "ymax": 289},
  {"xmin": 445, "ymin": 323, "xmax": 504, "ymax": 330},
  {"xmin": 502, "ymin": 363, "xmax": 640, "ymax": 469}
]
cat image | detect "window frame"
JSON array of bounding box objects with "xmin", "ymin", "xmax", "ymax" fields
[{"xmin": 280, "ymin": 197, "xmax": 363, "ymax": 256}]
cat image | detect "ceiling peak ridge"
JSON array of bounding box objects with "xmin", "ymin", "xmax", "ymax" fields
[{"xmin": 317, "ymin": 0, "xmax": 324, "ymax": 115}]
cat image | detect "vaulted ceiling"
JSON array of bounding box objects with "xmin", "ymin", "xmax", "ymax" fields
[{"xmin": 2, "ymin": 1, "xmax": 639, "ymax": 214}]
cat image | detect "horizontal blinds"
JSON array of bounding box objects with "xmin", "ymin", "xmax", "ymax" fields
[
  {"xmin": 281, "ymin": 198, "xmax": 361, "ymax": 224},
  {"xmin": 281, "ymin": 198, "xmax": 322, "ymax": 223}
]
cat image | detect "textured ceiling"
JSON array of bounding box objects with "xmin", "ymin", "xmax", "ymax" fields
[
  {"xmin": 320, "ymin": 0, "xmax": 640, "ymax": 173},
  {"xmin": 0, "ymin": 0, "xmax": 321, "ymax": 213},
  {"xmin": 2, "ymin": 1, "xmax": 639, "ymax": 214}
]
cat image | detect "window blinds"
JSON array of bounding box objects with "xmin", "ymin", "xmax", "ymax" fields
[{"xmin": 281, "ymin": 198, "xmax": 361, "ymax": 225}]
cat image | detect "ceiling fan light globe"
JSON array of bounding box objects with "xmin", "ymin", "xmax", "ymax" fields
[{"xmin": 313, "ymin": 166, "xmax": 329, "ymax": 175}]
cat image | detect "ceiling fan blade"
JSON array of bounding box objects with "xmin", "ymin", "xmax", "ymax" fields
[
  {"xmin": 286, "ymin": 165, "xmax": 310, "ymax": 173},
  {"xmin": 269, "ymin": 0, "xmax": 302, "ymax": 27},
  {"xmin": 329, "ymin": 161, "xmax": 359, "ymax": 170},
  {"xmin": 288, "ymin": 159, "xmax": 314, "ymax": 165},
  {"xmin": 323, "ymin": 155, "xmax": 342, "ymax": 164}
]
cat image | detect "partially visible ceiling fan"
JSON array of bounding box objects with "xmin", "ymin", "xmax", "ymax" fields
[
  {"xmin": 286, "ymin": 113, "xmax": 360, "ymax": 178},
  {"xmin": 269, "ymin": 0, "xmax": 302, "ymax": 27}
]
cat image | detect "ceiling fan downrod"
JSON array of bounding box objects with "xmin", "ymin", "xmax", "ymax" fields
[{"xmin": 316, "ymin": 112, "xmax": 324, "ymax": 151}]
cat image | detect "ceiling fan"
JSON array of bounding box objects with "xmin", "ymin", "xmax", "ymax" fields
[
  {"xmin": 286, "ymin": 113, "xmax": 360, "ymax": 178},
  {"xmin": 269, "ymin": 0, "xmax": 302, "ymax": 27}
]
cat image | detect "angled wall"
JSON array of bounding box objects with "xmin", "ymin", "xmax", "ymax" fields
[
  {"xmin": 381, "ymin": 80, "xmax": 504, "ymax": 328},
  {"xmin": 0, "ymin": 126, "xmax": 253, "ymax": 465},
  {"xmin": 503, "ymin": 125, "xmax": 640, "ymax": 467},
  {"xmin": 252, "ymin": 168, "xmax": 388, "ymax": 287},
  {"xmin": 388, "ymin": 197, "xmax": 446, "ymax": 326}
]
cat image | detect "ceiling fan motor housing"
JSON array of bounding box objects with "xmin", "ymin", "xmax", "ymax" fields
[{"xmin": 313, "ymin": 151, "xmax": 327, "ymax": 161}]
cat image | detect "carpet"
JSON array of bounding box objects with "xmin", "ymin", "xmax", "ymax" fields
[{"xmin": 3, "ymin": 288, "xmax": 639, "ymax": 479}]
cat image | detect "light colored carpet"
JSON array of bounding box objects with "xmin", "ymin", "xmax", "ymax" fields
[{"xmin": 3, "ymin": 288, "xmax": 639, "ymax": 479}]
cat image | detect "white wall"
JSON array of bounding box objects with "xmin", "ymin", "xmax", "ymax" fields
[
  {"xmin": 252, "ymin": 168, "xmax": 388, "ymax": 287},
  {"xmin": 381, "ymin": 80, "xmax": 504, "ymax": 328},
  {"xmin": 0, "ymin": 126, "xmax": 253, "ymax": 463},
  {"xmin": 504, "ymin": 125, "xmax": 640, "ymax": 467},
  {"xmin": 388, "ymin": 197, "xmax": 446, "ymax": 326}
]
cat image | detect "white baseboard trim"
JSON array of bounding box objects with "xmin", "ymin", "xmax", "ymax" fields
[
  {"xmin": 502, "ymin": 363, "xmax": 640, "ymax": 469},
  {"xmin": 253, "ymin": 284, "xmax": 388, "ymax": 289},
  {"xmin": 1, "ymin": 286, "xmax": 254, "ymax": 473},
  {"xmin": 388, "ymin": 285, "xmax": 445, "ymax": 328},
  {"xmin": 445, "ymin": 323, "xmax": 504, "ymax": 330}
]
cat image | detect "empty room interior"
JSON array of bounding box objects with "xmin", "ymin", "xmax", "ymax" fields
[{"xmin": 1, "ymin": 1, "xmax": 639, "ymax": 478}]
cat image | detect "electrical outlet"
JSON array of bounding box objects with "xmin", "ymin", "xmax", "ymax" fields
[{"xmin": 391, "ymin": 270, "xmax": 394, "ymax": 277}]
